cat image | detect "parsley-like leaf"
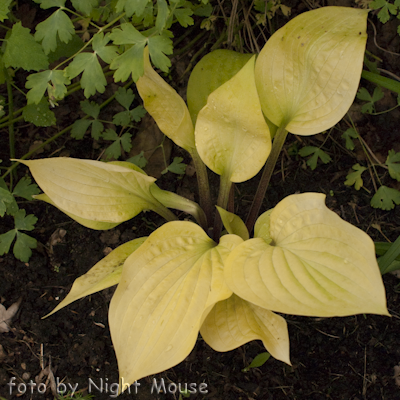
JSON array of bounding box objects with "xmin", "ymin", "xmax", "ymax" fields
[
  {"xmin": 115, "ymin": 87, "xmax": 135, "ymax": 110},
  {"xmin": 13, "ymin": 177, "xmax": 40, "ymax": 201},
  {"xmin": 127, "ymin": 151, "xmax": 148, "ymax": 169},
  {"xmin": 298, "ymin": 146, "xmax": 332, "ymax": 170},
  {"xmin": 71, "ymin": 119, "xmax": 92, "ymax": 139},
  {"xmin": 0, "ymin": 187, "xmax": 14, "ymax": 217},
  {"xmin": 371, "ymin": 185, "xmax": 400, "ymax": 210},
  {"xmin": 0, "ymin": 0, "xmax": 12, "ymax": 22},
  {"xmin": 14, "ymin": 232, "xmax": 37, "ymax": 262},
  {"xmin": 130, "ymin": 105, "xmax": 146, "ymax": 122},
  {"xmin": 23, "ymin": 98, "xmax": 56, "ymax": 127},
  {"xmin": 341, "ymin": 128, "xmax": 358, "ymax": 151},
  {"xmin": 370, "ymin": 0, "xmax": 398, "ymax": 23},
  {"xmin": 357, "ymin": 86, "xmax": 384, "ymax": 114},
  {"xmin": 4, "ymin": 22, "xmax": 49, "ymax": 71},
  {"xmin": 81, "ymin": 100, "xmax": 100, "ymax": 118},
  {"xmin": 162, "ymin": 157, "xmax": 186, "ymax": 175},
  {"xmin": 103, "ymin": 130, "xmax": 132, "ymax": 159},
  {"xmin": 115, "ymin": 0, "xmax": 151, "ymax": 17},
  {"xmin": 344, "ymin": 164, "xmax": 367, "ymax": 190},
  {"xmin": 386, "ymin": 149, "xmax": 400, "ymax": 181},
  {"xmin": 35, "ymin": 9, "xmax": 75, "ymax": 54},
  {"xmin": 0, "ymin": 231, "xmax": 16, "ymax": 257},
  {"xmin": 71, "ymin": 100, "xmax": 104, "ymax": 139},
  {"xmin": 71, "ymin": 0, "xmax": 99, "ymax": 15},
  {"xmin": 26, "ymin": 70, "xmax": 70, "ymax": 105}
]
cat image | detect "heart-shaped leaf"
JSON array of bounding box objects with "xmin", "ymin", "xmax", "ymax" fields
[
  {"xmin": 225, "ymin": 193, "xmax": 389, "ymax": 317},
  {"xmin": 255, "ymin": 7, "xmax": 368, "ymax": 135},
  {"xmin": 195, "ymin": 56, "xmax": 271, "ymax": 183}
]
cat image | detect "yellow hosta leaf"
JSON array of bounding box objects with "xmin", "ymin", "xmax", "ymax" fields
[
  {"xmin": 18, "ymin": 158, "xmax": 161, "ymax": 224},
  {"xmin": 35, "ymin": 194, "xmax": 120, "ymax": 230},
  {"xmin": 195, "ymin": 56, "xmax": 271, "ymax": 183},
  {"xmin": 136, "ymin": 47, "xmax": 195, "ymax": 151},
  {"xmin": 225, "ymin": 193, "xmax": 389, "ymax": 317},
  {"xmin": 187, "ymin": 49, "xmax": 253, "ymax": 124},
  {"xmin": 109, "ymin": 222, "xmax": 239, "ymax": 388},
  {"xmin": 255, "ymin": 7, "xmax": 368, "ymax": 135},
  {"xmin": 216, "ymin": 206, "xmax": 249, "ymax": 241},
  {"xmin": 201, "ymin": 294, "xmax": 290, "ymax": 365},
  {"xmin": 44, "ymin": 238, "xmax": 146, "ymax": 318}
]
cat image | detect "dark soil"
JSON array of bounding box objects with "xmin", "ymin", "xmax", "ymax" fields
[{"xmin": 1, "ymin": 1, "xmax": 400, "ymax": 400}]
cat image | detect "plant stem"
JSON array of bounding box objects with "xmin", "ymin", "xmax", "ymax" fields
[
  {"xmin": 213, "ymin": 174, "xmax": 232, "ymax": 241},
  {"xmin": 153, "ymin": 204, "xmax": 179, "ymax": 222},
  {"xmin": 5, "ymin": 69, "xmax": 16, "ymax": 183},
  {"xmin": 189, "ymin": 148, "xmax": 213, "ymax": 228},
  {"xmin": 245, "ymin": 126, "xmax": 288, "ymax": 233}
]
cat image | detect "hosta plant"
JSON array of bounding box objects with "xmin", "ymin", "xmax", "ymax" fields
[{"xmin": 17, "ymin": 6, "xmax": 389, "ymax": 392}]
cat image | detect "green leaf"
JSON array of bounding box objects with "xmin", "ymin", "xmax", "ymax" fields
[
  {"xmin": 14, "ymin": 209, "xmax": 38, "ymax": 231},
  {"xmin": 115, "ymin": 87, "xmax": 135, "ymax": 110},
  {"xmin": 113, "ymin": 111, "xmax": 131, "ymax": 126},
  {"xmin": 156, "ymin": 0, "xmax": 170, "ymax": 32},
  {"xmin": 195, "ymin": 56, "xmax": 271, "ymax": 182},
  {"xmin": 170, "ymin": 0, "xmax": 194, "ymax": 28},
  {"xmin": 378, "ymin": 234, "xmax": 400, "ymax": 274},
  {"xmin": 26, "ymin": 70, "xmax": 70, "ymax": 105},
  {"xmin": 13, "ymin": 232, "xmax": 37, "ymax": 262},
  {"xmin": 3, "ymin": 22, "xmax": 49, "ymax": 71},
  {"xmin": 71, "ymin": 0, "xmax": 99, "ymax": 15},
  {"xmin": 147, "ymin": 32, "xmax": 173, "ymax": 72},
  {"xmin": 0, "ymin": 0, "xmax": 12, "ymax": 22},
  {"xmin": 201, "ymin": 295, "xmax": 289, "ymax": 365},
  {"xmin": 115, "ymin": 0, "xmax": 151, "ymax": 17},
  {"xmin": 35, "ymin": 9, "xmax": 75, "ymax": 54},
  {"xmin": 370, "ymin": 0, "xmax": 398, "ymax": 23},
  {"xmin": 92, "ymin": 32, "xmax": 118, "ymax": 64},
  {"xmin": 71, "ymin": 119, "xmax": 92, "ymax": 139},
  {"xmin": 341, "ymin": 128, "xmax": 358, "ymax": 151},
  {"xmin": 65, "ymin": 52, "xmax": 107, "ymax": 98},
  {"xmin": 225, "ymin": 193, "xmax": 389, "ymax": 317},
  {"xmin": 298, "ymin": 146, "xmax": 332, "ymax": 170},
  {"xmin": 255, "ymin": 7, "xmax": 368, "ymax": 135},
  {"xmin": 357, "ymin": 87, "xmax": 384, "ymax": 114},
  {"xmin": 104, "ymin": 131, "xmax": 132, "ymax": 160},
  {"xmin": 344, "ymin": 163, "xmax": 367, "ymax": 190},
  {"xmin": 0, "ymin": 230, "xmax": 16, "ymax": 257},
  {"xmin": 0, "ymin": 187, "xmax": 14, "ymax": 217},
  {"xmin": 81, "ymin": 100, "xmax": 100, "ymax": 119},
  {"xmin": 13, "ymin": 177, "xmax": 40, "ymax": 200},
  {"xmin": 371, "ymin": 185, "xmax": 400, "ymax": 210},
  {"xmin": 386, "ymin": 149, "xmax": 400, "ymax": 181},
  {"xmin": 44, "ymin": 237, "xmax": 147, "ymax": 317},
  {"xmin": 242, "ymin": 352, "xmax": 271, "ymax": 372},
  {"xmin": 22, "ymin": 98, "xmax": 56, "ymax": 127},
  {"xmin": 47, "ymin": 34, "xmax": 84, "ymax": 64},
  {"xmin": 130, "ymin": 105, "xmax": 146, "ymax": 122},
  {"xmin": 34, "ymin": 0, "xmax": 66, "ymax": 8},
  {"xmin": 162, "ymin": 157, "xmax": 186, "ymax": 175},
  {"xmin": 127, "ymin": 152, "xmax": 148, "ymax": 169}
]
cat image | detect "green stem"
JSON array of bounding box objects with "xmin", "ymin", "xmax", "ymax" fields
[
  {"xmin": 5, "ymin": 69, "xmax": 16, "ymax": 183},
  {"xmin": 189, "ymin": 148, "xmax": 213, "ymax": 229},
  {"xmin": 153, "ymin": 203, "xmax": 179, "ymax": 222},
  {"xmin": 245, "ymin": 127, "xmax": 288, "ymax": 233},
  {"xmin": 213, "ymin": 174, "xmax": 232, "ymax": 241}
]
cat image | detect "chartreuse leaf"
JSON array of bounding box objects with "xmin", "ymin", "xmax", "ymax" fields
[
  {"xmin": 225, "ymin": 193, "xmax": 389, "ymax": 317},
  {"xmin": 109, "ymin": 222, "xmax": 242, "ymax": 389},
  {"xmin": 255, "ymin": 7, "xmax": 368, "ymax": 135},
  {"xmin": 44, "ymin": 237, "xmax": 147, "ymax": 318},
  {"xmin": 216, "ymin": 206, "xmax": 249, "ymax": 241},
  {"xmin": 35, "ymin": 193, "xmax": 120, "ymax": 230},
  {"xmin": 23, "ymin": 98, "xmax": 56, "ymax": 127},
  {"xmin": 187, "ymin": 49, "xmax": 253, "ymax": 124},
  {"xmin": 136, "ymin": 47, "xmax": 195, "ymax": 151},
  {"xmin": 200, "ymin": 294, "xmax": 290, "ymax": 365},
  {"xmin": 344, "ymin": 163, "xmax": 367, "ymax": 190},
  {"xmin": 298, "ymin": 146, "xmax": 332, "ymax": 170},
  {"xmin": 342, "ymin": 127, "xmax": 358, "ymax": 150},
  {"xmin": 0, "ymin": 0, "xmax": 12, "ymax": 22},
  {"xmin": 242, "ymin": 352, "xmax": 270, "ymax": 372},
  {"xmin": 195, "ymin": 56, "xmax": 271, "ymax": 183},
  {"xmin": 17, "ymin": 158, "xmax": 170, "ymax": 226},
  {"xmin": 3, "ymin": 22, "xmax": 48, "ymax": 71}
]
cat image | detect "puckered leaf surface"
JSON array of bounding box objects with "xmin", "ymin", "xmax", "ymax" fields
[
  {"xmin": 195, "ymin": 56, "xmax": 271, "ymax": 182},
  {"xmin": 225, "ymin": 193, "xmax": 389, "ymax": 317},
  {"xmin": 255, "ymin": 7, "xmax": 368, "ymax": 135},
  {"xmin": 17, "ymin": 158, "xmax": 161, "ymax": 224},
  {"xmin": 201, "ymin": 294, "xmax": 290, "ymax": 365},
  {"xmin": 109, "ymin": 222, "xmax": 242, "ymax": 388},
  {"xmin": 44, "ymin": 237, "xmax": 147, "ymax": 317}
]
